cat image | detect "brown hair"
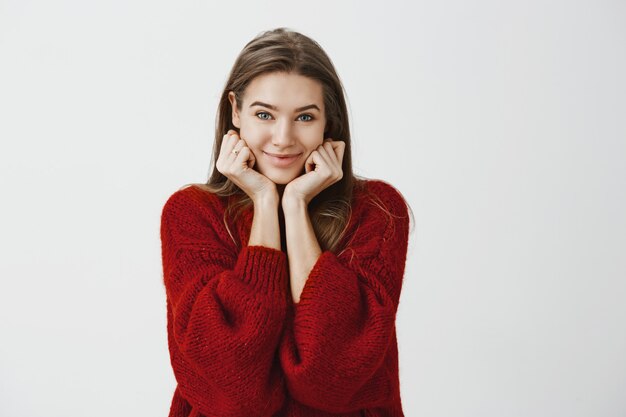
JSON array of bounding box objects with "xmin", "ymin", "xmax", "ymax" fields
[{"xmin": 187, "ymin": 27, "xmax": 412, "ymax": 252}]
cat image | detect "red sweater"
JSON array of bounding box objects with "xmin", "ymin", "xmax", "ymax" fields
[{"xmin": 160, "ymin": 179, "xmax": 410, "ymax": 417}]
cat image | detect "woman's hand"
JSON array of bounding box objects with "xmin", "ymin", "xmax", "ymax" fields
[
  {"xmin": 216, "ymin": 130, "xmax": 278, "ymax": 203},
  {"xmin": 283, "ymin": 139, "xmax": 346, "ymax": 207}
]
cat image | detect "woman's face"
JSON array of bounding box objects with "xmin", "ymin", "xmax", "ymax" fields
[{"xmin": 228, "ymin": 72, "xmax": 327, "ymax": 185}]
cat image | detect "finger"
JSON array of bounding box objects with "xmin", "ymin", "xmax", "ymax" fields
[
  {"xmin": 220, "ymin": 132, "xmax": 239, "ymax": 157},
  {"xmin": 237, "ymin": 145, "xmax": 255, "ymax": 170},
  {"xmin": 323, "ymin": 138, "xmax": 344, "ymax": 156},
  {"xmin": 315, "ymin": 144, "xmax": 334, "ymax": 168},
  {"xmin": 332, "ymin": 140, "xmax": 346, "ymax": 162},
  {"xmin": 320, "ymin": 141, "xmax": 343, "ymax": 180},
  {"xmin": 317, "ymin": 142, "xmax": 330, "ymax": 162},
  {"xmin": 227, "ymin": 139, "xmax": 245, "ymax": 161},
  {"xmin": 325, "ymin": 139, "xmax": 343, "ymax": 152},
  {"xmin": 311, "ymin": 148, "xmax": 332, "ymax": 174},
  {"xmin": 234, "ymin": 147, "xmax": 252, "ymax": 171},
  {"xmin": 322, "ymin": 141, "xmax": 339, "ymax": 164},
  {"xmin": 305, "ymin": 150, "xmax": 318, "ymax": 173},
  {"xmin": 248, "ymin": 148, "xmax": 256, "ymax": 169}
]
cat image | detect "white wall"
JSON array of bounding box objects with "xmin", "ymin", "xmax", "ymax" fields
[{"xmin": 1, "ymin": 0, "xmax": 624, "ymax": 416}]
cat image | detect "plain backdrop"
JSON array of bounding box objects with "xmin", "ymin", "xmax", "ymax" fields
[{"xmin": 1, "ymin": 0, "xmax": 625, "ymax": 416}]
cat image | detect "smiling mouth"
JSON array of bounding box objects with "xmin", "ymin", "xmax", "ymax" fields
[
  {"xmin": 263, "ymin": 151, "xmax": 302, "ymax": 167},
  {"xmin": 263, "ymin": 152, "xmax": 302, "ymax": 158}
]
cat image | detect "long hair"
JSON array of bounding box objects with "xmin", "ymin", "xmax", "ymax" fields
[{"xmin": 188, "ymin": 27, "xmax": 407, "ymax": 253}]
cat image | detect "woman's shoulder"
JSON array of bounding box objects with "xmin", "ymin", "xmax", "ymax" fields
[
  {"xmin": 160, "ymin": 183, "xmax": 243, "ymax": 253},
  {"xmin": 337, "ymin": 177, "xmax": 410, "ymax": 257},
  {"xmin": 354, "ymin": 177, "xmax": 409, "ymax": 216},
  {"xmin": 161, "ymin": 183, "xmax": 228, "ymax": 220},
  {"xmin": 358, "ymin": 177, "xmax": 403, "ymax": 195}
]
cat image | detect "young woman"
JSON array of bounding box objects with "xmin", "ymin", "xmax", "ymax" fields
[{"xmin": 160, "ymin": 27, "xmax": 413, "ymax": 417}]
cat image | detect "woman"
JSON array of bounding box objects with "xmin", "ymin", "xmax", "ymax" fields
[{"xmin": 160, "ymin": 27, "xmax": 413, "ymax": 417}]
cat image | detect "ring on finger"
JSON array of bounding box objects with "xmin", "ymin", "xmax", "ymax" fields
[{"xmin": 232, "ymin": 141, "xmax": 244, "ymax": 155}]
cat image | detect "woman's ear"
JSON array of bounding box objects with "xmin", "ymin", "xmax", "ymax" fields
[{"xmin": 228, "ymin": 91, "xmax": 241, "ymax": 129}]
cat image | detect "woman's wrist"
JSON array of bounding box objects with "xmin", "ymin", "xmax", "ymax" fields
[
  {"xmin": 252, "ymin": 190, "xmax": 280, "ymax": 208},
  {"xmin": 282, "ymin": 193, "xmax": 307, "ymax": 213},
  {"xmin": 248, "ymin": 192, "xmax": 281, "ymax": 250}
]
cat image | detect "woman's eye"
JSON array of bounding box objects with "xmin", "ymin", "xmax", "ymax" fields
[
  {"xmin": 256, "ymin": 111, "xmax": 271, "ymax": 120},
  {"xmin": 256, "ymin": 111, "xmax": 313, "ymax": 122}
]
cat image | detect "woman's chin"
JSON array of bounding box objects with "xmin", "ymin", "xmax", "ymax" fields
[
  {"xmin": 259, "ymin": 166, "xmax": 305, "ymax": 185},
  {"xmin": 265, "ymin": 172, "xmax": 296, "ymax": 185}
]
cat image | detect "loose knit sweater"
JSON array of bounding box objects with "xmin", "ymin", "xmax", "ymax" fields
[{"xmin": 160, "ymin": 179, "xmax": 410, "ymax": 417}]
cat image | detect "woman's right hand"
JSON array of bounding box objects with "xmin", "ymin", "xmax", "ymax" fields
[{"xmin": 216, "ymin": 130, "xmax": 278, "ymax": 203}]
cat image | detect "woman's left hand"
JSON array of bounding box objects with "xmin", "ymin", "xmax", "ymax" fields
[{"xmin": 283, "ymin": 139, "xmax": 346, "ymax": 206}]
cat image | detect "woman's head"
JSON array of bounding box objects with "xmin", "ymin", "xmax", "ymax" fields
[
  {"xmin": 198, "ymin": 27, "xmax": 365, "ymax": 252},
  {"xmin": 210, "ymin": 27, "xmax": 353, "ymax": 187}
]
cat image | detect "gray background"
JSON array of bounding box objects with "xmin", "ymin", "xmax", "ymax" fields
[{"xmin": 1, "ymin": 0, "xmax": 625, "ymax": 416}]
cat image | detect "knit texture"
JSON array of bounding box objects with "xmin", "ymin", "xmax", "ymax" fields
[{"xmin": 160, "ymin": 179, "xmax": 410, "ymax": 417}]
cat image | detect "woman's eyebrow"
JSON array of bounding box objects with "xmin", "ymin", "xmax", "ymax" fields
[{"xmin": 249, "ymin": 101, "xmax": 320, "ymax": 112}]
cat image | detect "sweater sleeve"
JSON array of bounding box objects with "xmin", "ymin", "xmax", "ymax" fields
[
  {"xmin": 160, "ymin": 188, "xmax": 288, "ymax": 417},
  {"xmin": 278, "ymin": 182, "xmax": 410, "ymax": 413}
]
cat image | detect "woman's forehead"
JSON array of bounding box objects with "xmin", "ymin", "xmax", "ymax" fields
[{"xmin": 243, "ymin": 72, "xmax": 324, "ymax": 109}]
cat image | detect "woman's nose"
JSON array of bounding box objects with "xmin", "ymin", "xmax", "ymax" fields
[{"xmin": 272, "ymin": 119, "xmax": 295, "ymax": 147}]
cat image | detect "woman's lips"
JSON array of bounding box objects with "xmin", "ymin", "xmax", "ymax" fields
[{"xmin": 263, "ymin": 151, "xmax": 302, "ymax": 167}]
